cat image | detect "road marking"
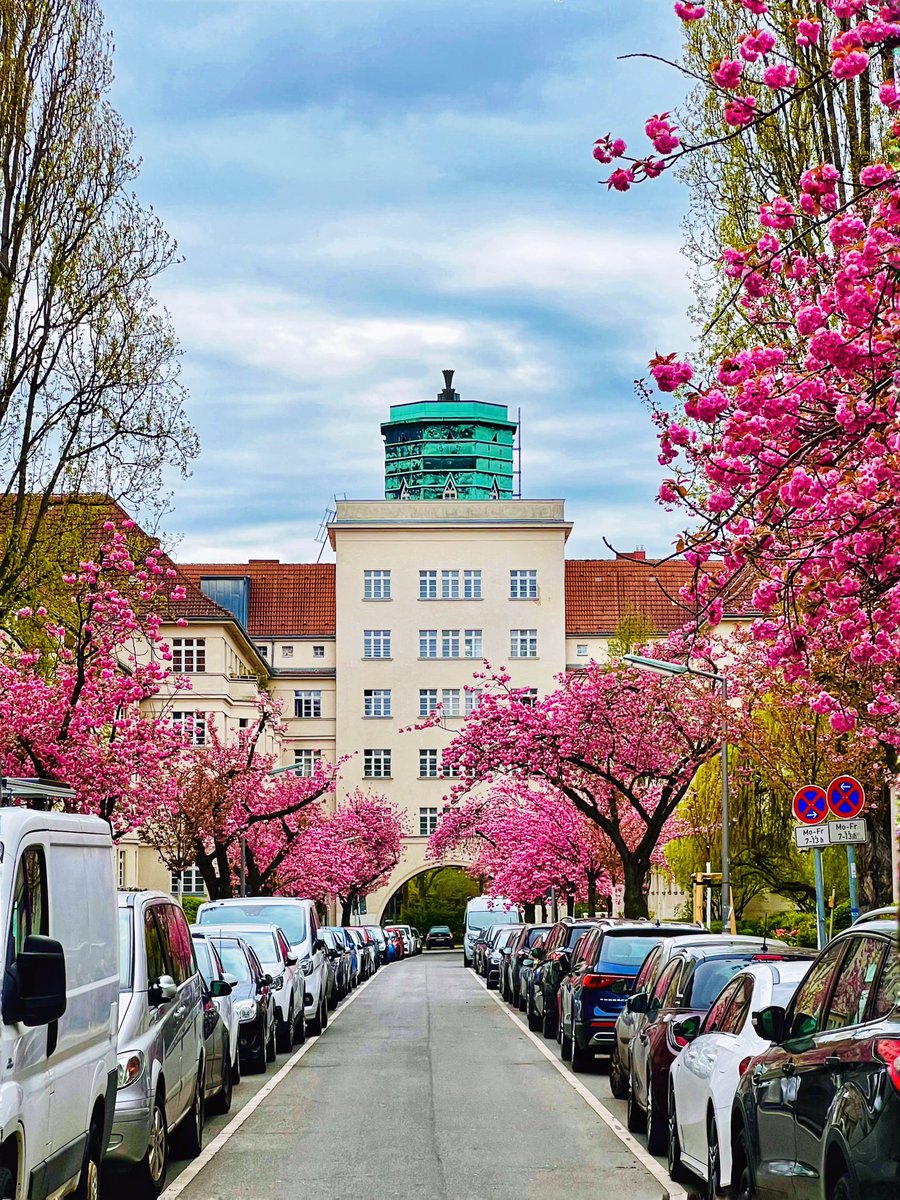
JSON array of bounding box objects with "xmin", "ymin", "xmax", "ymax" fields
[
  {"xmin": 159, "ymin": 973, "xmax": 378, "ymax": 1199},
  {"xmin": 475, "ymin": 972, "xmax": 688, "ymax": 1200}
]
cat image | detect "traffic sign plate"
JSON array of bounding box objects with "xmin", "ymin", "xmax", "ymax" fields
[
  {"xmin": 794, "ymin": 825, "xmax": 829, "ymax": 849},
  {"xmin": 827, "ymin": 775, "xmax": 865, "ymax": 819},
  {"xmin": 828, "ymin": 818, "xmax": 868, "ymax": 845},
  {"xmin": 792, "ymin": 785, "xmax": 828, "ymax": 825}
]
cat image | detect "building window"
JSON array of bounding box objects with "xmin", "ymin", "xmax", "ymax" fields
[
  {"xmin": 313, "ymin": 645, "xmax": 325, "ymax": 658},
  {"xmin": 419, "ymin": 570, "xmax": 437, "ymax": 600},
  {"xmin": 364, "ymin": 689, "xmax": 392, "ymax": 718},
  {"xmin": 419, "ymin": 689, "xmax": 438, "ymax": 718},
  {"xmin": 238, "ymin": 717, "xmax": 250, "ymax": 729},
  {"xmin": 364, "ymin": 569, "xmax": 392, "ymax": 600},
  {"xmin": 419, "ymin": 752, "xmax": 439, "ymax": 779},
  {"xmin": 464, "ymin": 570, "xmax": 482, "ymax": 599},
  {"xmin": 419, "ymin": 807, "xmax": 439, "ymax": 835},
  {"xmin": 172, "ymin": 711, "xmax": 206, "ymax": 746},
  {"xmin": 519, "ymin": 688, "xmax": 539, "ymax": 706},
  {"xmin": 577, "ymin": 644, "xmax": 588, "ymax": 657},
  {"xmin": 172, "ymin": 637, "xmax": 206, "ymax": 673},
  {"xmin": 364, "ymin": 629, "xmax": 391, "ymax": 658},
  {"xmin": 364, "ymin": 749, "xmax": 392, "ymax": 778},
  {"xmin": 464, "ymin": 629, "xmax": 483, "ymax": 658},
  {"xmin": 441, "ymin": 755, "xmax": 460, "ymax": 778},
  {"xmin": 441, "ymin": 570, "xmax": 460, "ymax": 599},
  {"xmin": 293, "ymin": 749, "xmax": 322, "ymax": 776},
  {"xmin": 294, "ymin": 690, "xmax": 322, "ymax": 718},
  {"xmin": 419, "ymin": 629, "xmax": 438, "ymax": 658},
  {"xmin": 117, "ymin": 849, "xmax": 126, "ymax": 888},
  {"xmin": 465, "ymin": 688, "xmax": 482, "ymax": 716},
  {"xmin": 441, "ymin": 628, "xmax": 460, "ymax": 658},
  {"xmin": 282, "ymin": 644, "xmax": 294, "ymax": 658},
  {"xmin": 510, "ymin": 628, "xmax": 538, "ymax": 658},
  {"xmin": 255, "ymin": 644, "xmax": 268, "ymax": 659},
  {"xmin": 442, "ymin": 688, "xmax": 461, "ymax": 717},
  {"xmin": 510, "ymin": 570, "xmax": 538, "ymax": 600},
  {"xmin": 171, "ymin": 867, "xmax": 205, "ymax": 896}
]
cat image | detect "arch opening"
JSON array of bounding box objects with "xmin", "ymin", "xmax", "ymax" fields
[{"xmin": 379, "ymin": 864, "xmax": 480, "ymax": 937}]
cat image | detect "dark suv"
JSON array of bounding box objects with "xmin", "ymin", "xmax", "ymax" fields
[
  {"xmin": 731, "ymin": 917, "xmax": 900, "ymax": 1200},
  {"xmin": 527, "ymin": 918, "xmax": 602, "ymax": 1039}
]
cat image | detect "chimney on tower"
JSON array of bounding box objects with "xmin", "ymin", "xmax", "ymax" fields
[{"xmin": 438, "ymin": 369, "xmax": 459, "ymax": 402}]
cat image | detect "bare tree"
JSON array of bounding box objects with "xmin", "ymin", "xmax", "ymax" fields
[{"xmin": 0, "ymin": 0, "xmax": 197, "ymax": 614}]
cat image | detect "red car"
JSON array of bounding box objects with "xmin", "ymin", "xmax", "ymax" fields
[{"xmin": 385, "ymin": 927, "xmax": 405, "ymax": 959}]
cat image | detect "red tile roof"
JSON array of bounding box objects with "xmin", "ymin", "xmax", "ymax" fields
[
  {"xmin": 564, "ymin": 556, "xmax": 726, "ymax": 636},
  {"xmin": 179, "ymin": 562, "xmax": 336, "ymax": 638}
]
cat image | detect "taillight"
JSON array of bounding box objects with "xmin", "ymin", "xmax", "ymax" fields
[
  {"xmin": 583, "ymin": 973, "xmax": 625, "ymax": 991},
  {"xmin": 875, "ymin": 1038, "xmax": 900, "ymax": 1093},
  {"xmin": 738, "ymin": 1057, "xmax": 752, "ymax": 1077},
  {"xmin": 674, "ymin": 1032, "xmax": 690, "ymax": 1048},
  {"xmin": 751, "ymin": 954, "xmax": 791, "ymax": 961}
]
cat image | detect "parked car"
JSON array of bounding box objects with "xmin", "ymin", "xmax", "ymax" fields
[
  {"xmin": 668, "ymin": 957, "xmax": 813, "ymax": 1196},
  {"xmin": 386, "ymin": 923, "xmax": 420, "ymax": 956},
  {"xmin": 503, "ymin": 925, "xmax": 550, "ymax": 1007},
  {"xmin": 730, "ymin": 917, "xmax": 900, "ymax": 1200},
  {"xmin": 384, "ymin": 927, "xmax": 404, "ymax": 962},
  {"xmin": 320, "ymin": 926, "xmax": 354, "ymax": 996},
  {"xmin": 199, "ymin": 923, "xmax": 305, "ymax": 1050},
  {"xmin": 610, "ymin": 930, "xmax": 714, "ymax": 1100},
  {"xmin": 0, "ymin": 803, "xmax": 118, "ymax": 1200},
  {"xmin": 527, "ymin": 918, "xmax": 602, "ymax": 1039},
  {"xmin": 196, "ymin": 897, "xmax": 328, "ymax": 1034},
  {"xmin": 110, "ymin": 891, "xmax": 205, "ymax": 1196},
  {"xmin": 425, "ymin": 925, "xmax": 454, "ymax": 950},
  {"xmin": 191, "ymin": 931, "xmax": 242, "ymax": 1093},
  {"xmin": 560, "ymin": 922, "xmax": 702, "ymax": 1071},
  {"xmin": 364, "ymin": 925, "xmax": 390, "ymax": 965},
  {"xmin": 203, "ymin": 934, "xmax": 276, "ymax": 1074},
  {"xmin": 385, "ymin": 924, "xmax": 412, "ymax": 957},
  {"xmin": 317, "ymin": 928, "xmax": 343, "ymax": 1006},
  {"xmin": 347, "ymin": 927, "xmax": 377, "ymax": 980},
  {"xmin": 463, "ymin": 896, "xmax": 519, "ymax": 968},
  {"xmin": 487, "ymin": 926, "xmax": 526, "ymax": 990},
  {"xmin": 626, "ymin": 937, "xmax": 792, "ymax": 1154},
  {"xmin": 475, "ymin": 924, "xmax": 508, "ymax": 977},
  {"xmin": 517, "ymin": 932, "xmax": 548, "ymax": 1013}
]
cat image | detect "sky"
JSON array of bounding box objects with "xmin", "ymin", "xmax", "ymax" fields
[{"xmin": 102, "ymin": 0, "xmax": 692, "ymax": 563}]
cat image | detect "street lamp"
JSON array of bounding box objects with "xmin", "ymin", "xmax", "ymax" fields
[{"xmin": 623, "ymin": 654, "xmax": 732, "ymax": 933}]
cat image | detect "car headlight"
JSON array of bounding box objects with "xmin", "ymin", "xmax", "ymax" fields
[
  {"xmin": 234, "ymin": 1000, "xmax": 257, "ymax": 1021},
  {"xmin": 272, "ymin": 973, "xmax": 285, "ymax": 991},
  {"xmin": 116, "ymin": 1051, "xmax": 145, "ymax": 1089},
  {"xmin": 300, "ymin": 959, "xmax": 314, "ymax": 976}
]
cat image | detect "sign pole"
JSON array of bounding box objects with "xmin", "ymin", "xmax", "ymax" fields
[
  {"xmin": 846, "ymin": 845, "xmax": 859, "ymax": 922},
  {"xmin": 813, "ymin": 847, "xmax": 827, "ymax": 949}
]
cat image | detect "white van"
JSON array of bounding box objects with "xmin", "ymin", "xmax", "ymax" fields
[
  {"xmin": 462, "ymin": 897, "xmax": 520, "ymax": 968},
  {"xmin": 0, "ymin": 798, "xmax": 118, "ymax": 1200}
]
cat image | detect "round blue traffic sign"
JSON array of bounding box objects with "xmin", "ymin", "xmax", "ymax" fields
[
  {"xmin": 792, "ymin": 785, "xmax": 828, "ymax": 825},
  {"xmin": 827, "ymin": 775, "xmax": 865, "ymax": 819}
]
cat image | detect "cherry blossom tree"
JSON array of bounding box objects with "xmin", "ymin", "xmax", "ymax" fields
[{"xmin": 440, "ymin": 664, "xmax": 724, "ymax": 917}]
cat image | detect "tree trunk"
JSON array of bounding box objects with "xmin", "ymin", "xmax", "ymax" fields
[
  {"xmin": 586, "ymin": 872, "xmax": 597, "ymax": 918},
  {"xmin": 523, "ymin": 902, "xmax": 536, "ymax": 923},
  {"xmin": 340, "ymin": 895, "xmax": 354, "ymax": 924},
  {"xmin": 622, "ymin": 857, "xmax": 650, "ymax": 919}
]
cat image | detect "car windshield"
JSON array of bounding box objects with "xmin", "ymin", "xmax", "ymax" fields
[
  {"xmin": 199, "ymin": 903, "xmax": 307, "ymax": 945},
  {"xmin": 526, "ymin": 927, "xmax": 549, "ymax": 947},
  {"xmin": 683, "ymin": 956, "xmax": 756, "ymax": 1009},
  {"xmin": 599, "ymin": 935, "xmax": 662, "ymax": 969},
  {"xmin": 229, "ymin": 929, "xmax": 279, "ymax": 967},
  {"xmin": 192, "ymin": 939, "xmax": 214, "ymax": 986},
  {"xmin": 216, "ymin": 942, "xmax": 253, "ymax": 983},
  {"xmin": 467, "ymin": 909, "xmax": 517, "ymax": 931},
  {"xmin": 118, "ymin": 908, "xmax": 133, "ymax": 991},
  {"xmin": 566, "ymin": 926, "xmax": 594, "ymax": 950},
  {"xmin": 430, "ymin": 926, "xmax": 451, "ymax": 934}
]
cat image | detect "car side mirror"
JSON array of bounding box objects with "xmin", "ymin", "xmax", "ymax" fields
[
  {"xmin": 674, "ymin": 1015, "xmax": 700, "ymax": 1044},
  {"xmin": 532, "ymin": 946, "xmax": 545, "ymax": 961},
  {"xmin": 314, "ymin": 938, "xmax": 327, "ymax": 953},
  {"xmin": 3, "ymin": 935, "xmax": 67, "ymax": 1026},
  {"xmin": 262, "ymin": 973, "xmax": 273, "ymax": 987},
  {"xmin": 223, "ymin": 973, "xmax": 238, "ymax": 987},
  {"xmin": 210, "ymin": 978, "xmax": 232, "ymax": 998},
  {"xmin": 752, "ymin": 1005, "xmax": 786, "ymax": 1043},
  {"xmin": 149, "ymin": 974, "xmax": 178, "ymax": 1006},
  {"xmin": 285, "ymin": 952, "xmax": 298, "ymax": 966},
  {"xmin": 627, "ymin": 991, "xmax": 648, "ymax": 1014}
]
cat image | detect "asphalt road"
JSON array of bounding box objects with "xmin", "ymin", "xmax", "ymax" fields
[{"xmin": 163, "ymin": 951, "xmax": 669, "ymax": 1200}]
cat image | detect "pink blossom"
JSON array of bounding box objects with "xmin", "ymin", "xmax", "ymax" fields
[
  {"xmin": 724, "ymin": 95, "xmax": 757, "ymax": 126},
  {"xmin": 651, "ymin": 356, "xmax": 694, "ymax": 392},
  {"xmin": 674, "ymin": 1, "xmax": 706, "ymax": 19},
  {"xmin": 763, "ymin": 64, "xmax": 798, "ymax": 89},
  {"xmin": 608, "ymin": 167, "xmax": 635, "ymax": 192},
  {"xmin": 860, "ymin": 163, "xmax": 894, "ymax": 187},
  {"xmin": 796, "ymin": 18, "xmax": 822, "ymax": 46}
]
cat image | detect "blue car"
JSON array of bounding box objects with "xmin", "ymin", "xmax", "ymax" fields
[{"xmin": 558, "ymin": 922, "xmax": 701, "ymax": 1071}]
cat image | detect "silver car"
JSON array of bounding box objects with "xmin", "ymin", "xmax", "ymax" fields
[{"xmin": 108, "ymin": 891, "xmax": 205, "ymax": 1196}]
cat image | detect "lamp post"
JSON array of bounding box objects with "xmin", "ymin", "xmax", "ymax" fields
[{"xmin": 623, "ymin": 654, "xmax": 732, "ymax": 933}]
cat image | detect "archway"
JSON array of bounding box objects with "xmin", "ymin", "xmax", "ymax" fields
[{"xmin": 379, "ymin": 863, "xmax": 480, "ymax": 938}]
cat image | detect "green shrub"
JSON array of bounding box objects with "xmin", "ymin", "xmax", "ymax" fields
[{"xmin": 181, "ymin": 896, "xmax": 203, "ymax": 925}]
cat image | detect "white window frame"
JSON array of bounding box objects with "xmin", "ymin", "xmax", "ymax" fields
[
  {"xmin": 419, "ymin": 570, "xmax": 438, "ymax": 600},
  {"xmin": 442, "ymin": 688, "xmax": 461, "ymax": 717},
  {"xmin": 419, "ymin": 807, "xmax": 439, "ymax": 835},
  {"xmin": 441, "ymin": 569, "xmax": 461, "ymax": 599},
  {"xmin": 172, "ymin": 710, "xmax": 207, "ymax": 746},
  {"xmin": 419, "ymin": 629, "xmax": 438, "ymax": 658},
  {"xmin": 441, "ymin": 629, "xmax": 460, "ymax": 658},
  {"xmin": 281, "ymin": 644, "xmax": 294, "ymax": 658},
  {"xmin": 464, "ymin": 629, "xmax": 483, "ymax": 658},
  {"xmin": 510, "ymin": 570, "xmax": 538, "ymax": 600},
  {"xmin": 510, "ymin": 628, "xmax": 538, "ymax": 658},
  {"xmin": 313, "ymin": 645, "xmax": 325, "ymax": 658},
  {"xmin": 293, "ymin": 748, "xmax": 322, "ymax": 777},
  {"xmin": 463, "ymin": 569, "xmax": 482, "ymax": 599},
  {"xmin": 576, "ymin": 644, "xmax": 588, "ymax": 657},
  {"xmin": 294, "ymin": 690, "xmax": 322, "ymax": 719},
  {"xmin": 419, "ymin": 689, "xmax": 438, "ymax": 718},
  {"xmin": 172, "ymin": 637, "xmax": 206, "ymax": 673},
  {"xmin": 364, "ymin": 569, "xmax": 392, "ymax": 600},
  {"xmin": 363, "ymin": 629, "xmax": 391, "ymax": 659},
  {"xmin": 519, "ymin": 688, "xmax": 539, "ymax": 706},
  {"xmin": 419, "ymin": 751, "xmax": 439, "ymax": 779},
  {"xmin": 364, "ymin": 749, "xmax": 392, "ymax": 779},
  {"xmin": 172, "ymin": 867, "xmax": 205, "ymax": 896},
  {"xmin": 364, "ymin": 689, "xmax": 392, "ymax": 718},
  {"xmin": 464, "ymin": 688, "xmax": 482, "ymax": 716}
]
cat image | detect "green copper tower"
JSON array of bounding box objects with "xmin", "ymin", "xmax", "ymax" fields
[{"xmin": 382, "ymin": 371, "xmax": 518, "ymax": 500}]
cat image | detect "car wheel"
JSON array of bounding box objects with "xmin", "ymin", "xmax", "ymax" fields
[
  {"xmin": 277, "ymin": 1004, "xmax": 293, "ymax": 1054},
  {"xmin": 210, "ymin": 1052, "xmax": 233, "ymax": 1116},
  {"xmin": 266, "ymin": 1014, "xmax": 277, "ymax": 1062},
  {"xmin": 667, "ymin": 1090, "xmax": 688, "ymax": 1183},
  {"xmin": 561, "ymin": 1024, "xmax": 573, "ymax": 1061},
  {"xmin": 173, "ymin": 1067, "xmax": 204, "ymax": 1158},
  {"xmin": 309, "ymin": 994, "xmax": 324, "ymax": 1035},
  {"xmin": 541, "ymin": 999, "xmax": 557, "ymax": 1040},
  {"xmin": 646, "ymin": 1080, "xmax": 666, "ymax": 1155},
  {"xmin": 135, "ymin": 1089, "xmax": 168, "ymax": 1197},
  {"xmin": 232, "ymin": 1044, "xmax": 241, "ymax": 1085},
  {"xmin": 705, "ymin": 1115, "xmax": 722, "ymax": 1200},
  {"xmin": 832, "ymin": 1172, "xmax": 858, "ymax": 1200},
  {"xmin": 0, "ymin": 1170, "xmax": 14, "ymax": 1200},
  {"xmin": 321, "ymin": 994, "xmax": 329, "ymax": 1029},
  {"xmin": 731, "ymin": 1123, "xmax": 754, "ymax": 1200},
  {"xmin": 571, "ymin": 1032, "xmax": 589, "ymax": 1072},
  {"xmin": 626, "ymin": 1065, "xmax": 646, "ymax": 1134},
  {"xmin": 74, "ymin": 1118, "xmax": 102, "ymax": 1200},
  {"xmin": 609, "ymin": 1042, "xmax": 629, "ymax": 1099},
  {"xmin": 527, "ymin": 994, "xmax": 541, "ymax": 1033},
  {"xmin": 247, "ymin": 1016, "xmax": 268, "ymax": 1073}
]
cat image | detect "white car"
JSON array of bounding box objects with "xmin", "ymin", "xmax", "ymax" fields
[{"xmin": 668, "ymin": 958, "xmax": 812, "ymax": 1195}]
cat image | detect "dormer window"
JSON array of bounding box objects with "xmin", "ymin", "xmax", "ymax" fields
[{"xmin": 442, "ymin": 475, "xmax": 458, "ymax": 500}]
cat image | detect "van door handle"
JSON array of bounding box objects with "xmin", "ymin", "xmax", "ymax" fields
[
  {"xmin": 825, "ymin": 1055, "xmax": 843, "ymax": 1072},
  {"xmin": 783, "ymin": 1060, "xmax": 795, "ymax": 1077}
]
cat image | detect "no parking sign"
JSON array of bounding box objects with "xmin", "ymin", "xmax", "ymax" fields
[
  {"xmin": 826, "ymin": 775, "xmax": 865, "ymax": 819},
  {"xmin": 792, "ymin": 785, "xmax": 828, "ymax": 825}
]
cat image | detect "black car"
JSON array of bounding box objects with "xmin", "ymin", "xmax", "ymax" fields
[
  {"xmin": 731, "ymin": 918, "xmax": 900, "ymax": 1200},
  {"xmin": 502, "ymin": 924, "xmax": 550, "ymax": 1006},
  {"xmin": 207, "ymin": 933, "xmax": 276, "ymax": 1074},
  {"xmin": 425, "ymin": 925, "xmax": 454, "ymax": 950},
  {"xmin": 559, "ymin": 922, "xmax": 700, "ymax": 1071},
  {"xmin": 528, "ymin": 918, "xmax": 602, "ymax": 1039},
  {"xmin": 320, "ymin": 926, "xmax": 354, "ymax": 996},
  {"xmin": 486, "ymin": 925, "xmax": 525, "ymax": 990}
]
